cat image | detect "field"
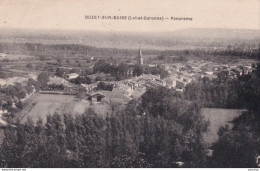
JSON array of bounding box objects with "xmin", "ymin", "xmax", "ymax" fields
[
  {"xmin": 202, "ymin": 108, "xmax": 246, "ymax": 145},
  {"xmin": 19, "ymin": 93, "xmax": 112, "ymax": 124},
  {"xmin": 1, "ymin": 93, "xmax": 112, "ymax": 145},
  {"xmin": 0, "ymin": 106, "xmax": 248, "ymax": 146},
  {"xmin": 1, "ymin": 53, "xmax": 35, "ymax": 60}
]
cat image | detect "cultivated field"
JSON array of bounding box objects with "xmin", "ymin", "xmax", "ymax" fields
[
  {"xmin": 202, "ymin": 108, "xmax": 246, "ymax": 145},
  {"xmin": 20, "ymin": 93, "xmax": 111, "ymax": 124},
  {"xmin": 1, "ymin": 53, "xmax": 35, "ymax": 60}
]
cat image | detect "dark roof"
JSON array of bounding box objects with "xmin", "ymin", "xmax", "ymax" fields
[
  {"xmin": 91, "ymin": 93, "xmax": 105, "ymax": 98},
  {"xmin": 86, "ymin": 92, "xmax": 105, "ymax": 98}
]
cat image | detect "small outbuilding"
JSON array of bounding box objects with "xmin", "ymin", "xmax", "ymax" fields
[
  {"xmin": 66, "ymin": 73, "xmax": 79, "ymax": 80},
  {"xmin": 87, "ymin": 92, "xmax": 105, "ymax": 103}
]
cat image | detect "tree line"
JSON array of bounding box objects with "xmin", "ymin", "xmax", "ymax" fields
[
  {"xmin": 209, "ymin": 63, "xmax": 260, "ymax": 167},
  {"xmin": 93, "ymin": 60, "xmax": 168, "ymax": 80},
  {"xmin": 0, "ymin": 43, "xmax": 258, "ymax": 61},
  {"xmin": 183, "ymin": 69, "xmax": 258, "ymax": 109},
  {"xmin": 0, "ymin": 86, "xmax": 209, "ymax": 168}
]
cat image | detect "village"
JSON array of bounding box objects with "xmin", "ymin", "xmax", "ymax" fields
[
  {"xmin": 0, "ymin": 46, "xmax": 257, "ymax": 130},
  {"xmin": 1, "ymin": 0, "xmax": 260, "ymax": 167}
]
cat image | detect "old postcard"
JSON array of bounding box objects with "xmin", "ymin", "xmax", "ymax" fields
[{"xmin": 0, "ymin": 0, "xmax": 259, "ymax": 169}]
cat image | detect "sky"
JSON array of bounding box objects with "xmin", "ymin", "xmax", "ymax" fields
[{"xmin": 0, "ymin": 0, "xmax": 259, "ymax": 32}]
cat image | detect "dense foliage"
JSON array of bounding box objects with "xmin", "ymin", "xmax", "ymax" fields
[
  {"xmin": 97, "ymin": 82, "xmax": 114, "ymax": 91},
  {"xmin": 0, "ymin": 87, "xmax": 209, "ymax": 168},
  {"xmin": 184, "ymin": 66, "xmax": 259, "ymax": 109},
  {"xmin": 93, "ymin": 60, "xmax": 168, "ymax": 80},
  {"xmin": 209, "ymin": 63, "xmax": 260, "ymax": 167}
]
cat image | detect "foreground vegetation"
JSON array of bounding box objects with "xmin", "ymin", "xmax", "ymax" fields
[
  {"xmin": 0, "ymin": 63, "xmax": 259, "ymax": 168},
  {"xmin": 0, "ymin": 40, "xmax": 259, "ymax": 167},
  {"xmin": 0, "ymin": 87, "xmax": 209, "ymax": 168}
]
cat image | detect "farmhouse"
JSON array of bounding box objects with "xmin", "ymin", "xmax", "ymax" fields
[
  {"xmin": 87, "ymin": 92, "xmax": 105, "ymax": 103},
  {"xmin": 66, "ymin": 73, "xmax": 79, "ymax": 80}
]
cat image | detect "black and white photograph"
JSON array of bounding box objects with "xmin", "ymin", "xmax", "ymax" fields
[{"xmin": 0, "ymin": 0, "xmax": 259, "ymax": 169}]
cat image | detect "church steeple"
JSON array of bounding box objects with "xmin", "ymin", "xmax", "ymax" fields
[{"xmin": 138, "ymin": 44, "xmax": 143, "ymax": 65}]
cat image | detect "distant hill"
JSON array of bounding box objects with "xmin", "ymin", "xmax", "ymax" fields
[
  {"xmin": 169, "ymin": 28, "xmax": 260, "ymax": 40},
  {"xmin": 0, "ymin": 28, "xmax": 259, "ymax": 50}
]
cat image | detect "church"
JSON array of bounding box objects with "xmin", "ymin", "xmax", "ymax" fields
[{"xmin": 137, "ymin": 45, "xmax": 143, "ymax": 65}]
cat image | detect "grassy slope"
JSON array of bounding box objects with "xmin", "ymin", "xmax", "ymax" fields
[{"xmin": 202, "ymin": 108, "xmax": 246, "ymax": 145}]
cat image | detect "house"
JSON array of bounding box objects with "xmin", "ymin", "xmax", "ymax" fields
[
  {"xmin": 231, "ymin": 68, "xmax": 243, "ymax": 76},
  {"xmin": 222, "ymin": 65, "xmax": 229, "ymax": 69},
  {"xmin": 175, "ymin": 88, "xmax": 183, "ymax": 93},
  {"xmin": 205, "ymin": 71, "xmax": 214, "ymax": 76},
  {"xmin": 176, "ymin": 80, "xmax": 186, "ymax": 89},
  {"xmin": 155, "ymin": 79, "xmax": 166, "ymax": 87},
  {"xmin": 87, "ymin": 92, "xmax": 105, "ymax": 103},
  {"xmin": 159, "ymin": 64, "xmax": 170, "ymax": 71},
  {"xmin": 126, "ymin": 69, "xmax": 134, "ymax": 76},
  {"xmin": 81, "ymin": 83, "xmax": 92, "ymax": 92},
  {"xmin": 243, "ymin": 68, "xmax": 249, "ymax": 75},
  {"xmin": 0, "ymin": 53, "xmax": 6, "ymax": 58},
  {"xmin": 128, "ymin": 82, "xmax": 136, "ymax": 92},
  {"xmin": 165, "ymin": 78, "xmax": 177, "ymax": 88},
  {"xmin": 66, "ymin": 73, "xmax": 79, "ymax": 80}
]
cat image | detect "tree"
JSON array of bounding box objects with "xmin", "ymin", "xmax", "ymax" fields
[
  {"xmin": 55, "ymin": 68, "xmax": 66, "ymax": 78},
  {"xmin": 93, "ymin": 60, "xmax": 109, "ymax": 73},
  {"xmin": 39, "ymin": 55, "xmax": 47, "ymax": 61},
  {"xmin": 133, "ymin": 65, "xmax": 143, "ymax": 76},
  {"xmin": 0, "ymin": 71, "xmax": 6, "ymax": 79},
  {"xmin": 26, "ymin": 63, "xmax": 33, "ymax": 70},
  {"xmin": 56, "ymin": 57, "xmax": 63, "ymax": 64},
  {"xmin": 157, "ymin": 54, "xmax": 165, "ymax": 60},
  {"xmin": 37, "ymin": 72, "xmax": 50, "ymax": 90},
  {"xmin": 211, "ymin": 124, "xmax": 259, "ymax": 167},
  {"xmin": 97, "ymin": 82, "xmax": 113, "ymax": 91},
  {"xmin": 210, "ymin": 64, "xmax": 260, "ymax": 168}
]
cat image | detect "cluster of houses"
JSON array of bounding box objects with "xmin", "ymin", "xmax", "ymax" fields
[
  {"xmin": 68, "ymin": 58, "xmax": 257, "ymax": 103},
  {"xmin": 30, "ymin": 57, "xmax": 258, "ymax": 105},
  {"xmin": 76, "ymin": 74, "xmax": 164, "ymax": 102},
  {"xmin": 159, "ymin": 59, "xmax": 257, "ymax": 92}
]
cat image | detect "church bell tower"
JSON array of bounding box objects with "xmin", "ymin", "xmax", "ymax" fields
[{"xmin": 138, "ymin": 44, "xmax": 143, "ymax": 65}]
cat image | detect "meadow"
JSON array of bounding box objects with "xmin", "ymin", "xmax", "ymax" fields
[
  {"xmin": 19, "ymin": 93, "xmax": 112, "ymax": 124},
  {"xmin": 202, "ymin": 108, "xmax": 246, "ymax": 145}
]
